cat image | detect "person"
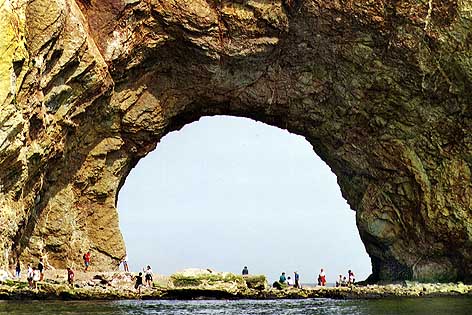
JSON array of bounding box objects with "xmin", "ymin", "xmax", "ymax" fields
[
  {"xmin": 26, "ymin": 264, "xmax": 33, "ymax": 288},
  {"xmin": 67, "ymin": 267, "xmax": 75, "ymax": 285},
  {"xmin": 287, "ymin": 276, "xmax": 292, "ymax": 286},
  {"xmin": 15, "ymin": 261, "xmax": 21, "ymax": 279},
  {"xmin": 122, "ymin": 254, "xmax": 129, "ymax": 272},
  {"xmin": 32, "ymin": 267, "xmax": 40, "ymax": 289},
  {"xmin": 144, "ymin": 265, "xmax": 153, "ymax": 287},
  {"xmin": 242, "ymin": 266, "xmax": 249, "ymax": 275},
  {"xmin": 134, "ymin": 272, "xmax": 143, "ymax": 295},
  {"xmin": 348, "ymin": 270, "xmax": 355, "ymax": 285},
  {"xmin": 83, "ymin": 251, "xmax": 91, "ymax": 271},
  {"xmin": 294, "ymin": 271, "xmax": 300, "ymax": 288},
  {"xmin": 318, "ymin": 268, "xmax": 326, "ymax": 286},
  {"xmin": 279, "ymin": 272, "xmax": 287, "ymax": 284},
  {"xmin": 38, "ymin": 258, "xmax": 44, "ymax": 281},
  {"xmin": 342, "ymin": 276, "xmax": 348, "ymax": 286},
  {"xmin": 336, "ymin": 274, "xmax": 343, "ymax": 287}
]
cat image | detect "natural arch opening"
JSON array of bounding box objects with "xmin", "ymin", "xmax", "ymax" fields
[{"xmin": 117, "ymin": 116, "xmax": 371, "ymax": 282}]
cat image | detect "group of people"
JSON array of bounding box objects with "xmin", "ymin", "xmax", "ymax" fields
[
  {"xmin": 13, "ymin": 250, "xmax": 90, "ymax": 288},
  {"xmin": 13, "ymin": 253, "xmax": 356, "ymax": 293},
  {"xmin": 133, "ymin": 265, "xmax": 154, "ymax": 294},
  {"xmin": 11, "ymin": 248, "xmax": 150, "ymax": 296},
  {"xmin": 336, "ymin": 270, "xmax": 356, "ymax": 287},
  {"xmin": 14, "ymin": 259, "xmax": 46, "ymax": 289},
  {"xmin": 319, "ymin": 268, "xmax": 356, "ymax": 287},
  {"xmin": 273, "ymin": 268, "xmax": 355, "ymax": 288},
  {"xmin": 274, "ymin": 271, "xmax": 301, "ymax": 289}
]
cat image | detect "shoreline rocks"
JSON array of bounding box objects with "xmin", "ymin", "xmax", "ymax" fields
[{"xmin": 0, "ymin": 270, "xmax": 471, "ymax": 300}]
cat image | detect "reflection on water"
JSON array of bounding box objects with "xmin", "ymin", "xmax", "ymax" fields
[{"xmin": 0, "ymin": 297, "xmax": 471, "ymax": 315}]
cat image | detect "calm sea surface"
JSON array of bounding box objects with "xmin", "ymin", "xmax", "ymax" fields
[{"xmin": 1, "ymin": 297, "xmax": 471, "ymax": 315}]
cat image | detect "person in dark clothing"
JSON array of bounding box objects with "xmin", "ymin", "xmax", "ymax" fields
[
  {"xmin": 294, "ymin": 271, "xmax": 300, "ymax": 288},
  {"xmin": 242, "ymin": 266, "xmax": 249, "ymax": 275},
  {"xmin": 279, "ymin": 272, "xmax": 287, "ymax": 283},
  {"xmin": 15, "ymin": 261, "xmax": 21, "ymax": 279},
  {"xmin": 135, "ymin": 272, "xmax": 143, "ymax": 295},
  {"xmin": 38, "ymin": 259, "xmax": 44, "ymax": 281}
]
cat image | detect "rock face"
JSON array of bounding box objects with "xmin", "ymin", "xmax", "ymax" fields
[{"xmin": 0, "ymin": 0, "xmax": 471, "ymax": 282}]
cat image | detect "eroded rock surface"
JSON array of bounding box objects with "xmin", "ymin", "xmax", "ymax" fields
[{"xmin": 0, "ymin": 0, "xmax": 471, "ymax": 282}]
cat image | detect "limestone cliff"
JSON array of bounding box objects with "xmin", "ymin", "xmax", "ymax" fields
[{"xmin": 0, "ymin": 0, "xmax": 471, "ymax": 282}]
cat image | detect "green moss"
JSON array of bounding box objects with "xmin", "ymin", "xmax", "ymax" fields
[
  {"xmin": 244, "ymin": 275, "xmax": 267, "ymax": 290},
  {"xmin": 2, "ymin": 279, "xmax": 16, "ymax": 286},
  {"xmin": 170, "ymin": 275, "xmax": 203, "ymax": 287},
  {"xmin": 170, "ymin": 272, "xmax": 247, "ymax": 288}
]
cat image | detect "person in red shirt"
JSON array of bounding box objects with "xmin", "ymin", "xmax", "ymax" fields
[
  {"xmin": 83, "ymin": 251, "xmax": 91, "ymax": 271},
  {"xmin": 67, "ymin": 267, "xmax": 75, "ymax": 285}
]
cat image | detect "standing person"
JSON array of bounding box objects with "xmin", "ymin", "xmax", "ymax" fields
[
  {"xmin": 32, "ymin": 267, "xmax": 40, "ymax": 289},
  {"xmin": 15, "ymin": 261, "xmax": 21, "ymax": 279},
  {"xmin": 279, "ymin": 272, "xmax": 287, "ymax": 284},
  {"xmin": 348, "ymin": 270, "xmax": 355, "ymax": 285},
  {"xmin": 26, "ymin": 264, "xmax": 33, "ymax": 288},
  {"xmin": 144, "ymin": 265, "xmax": 153, "ymax": 287},
  {"xmin": 318, "ymin": 268, "xmax": 326, "ymax": 286},
  {"xmin": 336, "ymin": 274, "xmax": 343, "ymax": 287},
  {"xmin": 67, "ymin": 267, "xmax": 75, "ymax": 285},
  {"xmin": 122, "ymin": 254, "xmax": 129, "ymax": 272},
  {"xmin": 242, "ymin": 266, "xmax": 249, "ymax": 275},
  {"xmin": 294, "ymin": 271, "xmax": 300, "ymax": 288},
  {"xmin": 83, "ymin": 251, "xmax": 91, "ymax": 272},
  {"xmin": 38, "ymin": 258, "xmax": 44, "ymax": 281},
  {"xmin": 134, "ymin": 272, "xmax": 143, "ymax": 295}
]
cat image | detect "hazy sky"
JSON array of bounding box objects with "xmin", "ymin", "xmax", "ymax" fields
[{"xmin": 117, "ymin": 116, "xmax": 371, "ymax": 283}]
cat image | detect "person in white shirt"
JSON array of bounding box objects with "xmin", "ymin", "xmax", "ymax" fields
[
  {"xmin": 144, "ymin": 265, "xmax": 153, "ymax": 287},
  {"xmin": 287, "ymin": 276, "xmax": 293, "ymax": 286},
  {"xmin": 318, "ymin": 268, "xmax": 326, "ymax": 286},
  {"xmin": 27, "ymin": 264, "xmax": 34, "ymax": 288},
  {"xmin": 32, "ymin": 267, "xmax": 40, "ymax": 289}
]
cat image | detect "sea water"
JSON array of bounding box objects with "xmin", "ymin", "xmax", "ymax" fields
[{"xmin": 0, "ymin": 297, "xmax": 471, "ymax": 315}]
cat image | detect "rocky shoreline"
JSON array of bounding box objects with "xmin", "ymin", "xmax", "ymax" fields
[{"xmin": 1, "ymin": 269, "xmax": 472, "ymax": 301}]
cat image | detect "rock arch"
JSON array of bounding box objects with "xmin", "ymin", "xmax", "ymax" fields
[{"xmin": 0, "ymin": 0, "xmax": 471, "ymax": 282}]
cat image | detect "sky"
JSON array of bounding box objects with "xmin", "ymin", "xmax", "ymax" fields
[{"xmin": 117, "ymin": 115, "xmax": 372, "ymax": 284}]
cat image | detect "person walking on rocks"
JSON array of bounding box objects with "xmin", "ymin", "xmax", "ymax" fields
[
  {"xmin": 134, "ymin": 272, "xmax": 143, "ymax": 295},
  {"xmin": 348, "ymin": 269, "xmax": 355, "ymax": 285},
  {"xmin": 15, "ymin": 261, "xmax": 21, "ymax": 279},
  {"xmin": 242, "ymin": 266, "xmax": 249, "ymax": 275},
  {"xmin": 83, "ymin": 251, "xmax": 91, "ymax": 272},
  {"xmin": 294, "ymin": 271, "xmax": 300, "ymax": 288},
  {"xmin": 318, "ymin": 268, "xmax": 326, "ymax": 286},
  {"xmin": 122, "ymin": 254, "xmax": 129, "ymax": 272},
  {"xmin": 27, "ymin": 264, "xmax": 33, "ymax": 288},
  {"xmin": 32, "ymin": 267, "xmax": 40, "ymax": 289},
  {"xmin": 144, "ymin": 265, "xmax": 153, "ymax": 287},
  {"xmin": 67, "ymin": 267, "xmax": 75, "ymax": 285},
  {"xmin": 38, "ymin": 258, "xmax": 45, "ymax": 281}
]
